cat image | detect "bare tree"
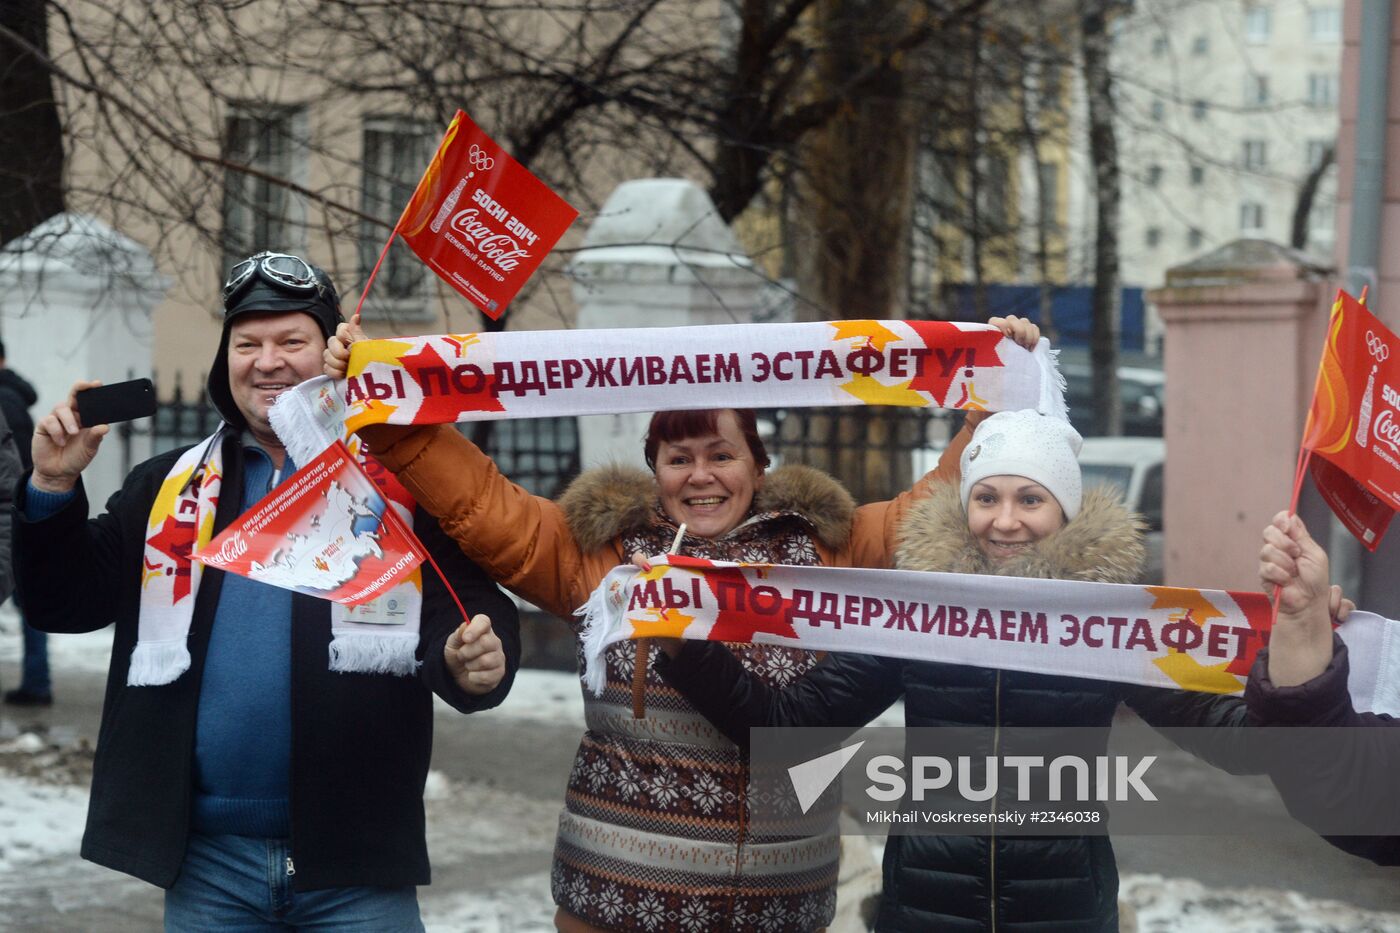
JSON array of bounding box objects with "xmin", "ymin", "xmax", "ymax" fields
[
  {"xmin": 3, "ymin": 0, "xmax": 1146, "ymax": 493},
  {"xmin": 0, "ymin": 0, "xmax": 64, "ymax": 246},
  {"xmin": 1291, "ymin": 143, "xmax": 1335, "ymax": 252},
  {"xmin": 1080, "ymin": 0, "xmax": 1123, "ymax": 436}
]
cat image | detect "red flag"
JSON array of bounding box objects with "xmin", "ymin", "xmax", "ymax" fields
[
  {"xmin": 395, "ymin": 111, "xmax": 579, "ymax": 318},
  {"xmin": 1302, "ymin": 290, "xmax": 1400, "ymax": 549},
  {"xmin": 194, "ymin": 442, "xmax": 427, "ymax": 605}
]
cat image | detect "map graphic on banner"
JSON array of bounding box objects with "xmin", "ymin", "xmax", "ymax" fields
[
  {"xmin": 193, "ymin": 442, "xmax": 426, "ymax": 606},
  {"xmin": 395, "ymin": 110, "xmax": 579, "ymax": 318},
  {"xmin": 1302, "ymin": 290, "xmax": 1400, "ymax": 549}
]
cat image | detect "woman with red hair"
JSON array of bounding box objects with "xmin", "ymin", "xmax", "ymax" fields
[{"xmin": 326, "ymin": 317, "xmax": 1038, "ymax": 932}]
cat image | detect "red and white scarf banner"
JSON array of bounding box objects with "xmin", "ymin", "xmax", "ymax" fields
[
  {"xmin": 341, "ymin": 320, "xmax": 1066, "ymax": 431},
  {"xmin": 577, "ymin": 556, "xmax": 1400, "ymax": 716}
]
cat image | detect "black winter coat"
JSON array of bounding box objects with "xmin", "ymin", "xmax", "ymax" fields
[
  {"xmin": 15, "ymin": 435, "xmax": 521, "ymax": 891},
  {"xmin": 1246, "ymin": 638, "xmax": 1400, "ymax": 865},
  {"xmin": 660, "ymin": 484, "xmax": 1250, "ymax": 932},
  {"xmin": 0, "ymin": 367, "xmax": 36, "ymax": 470}
]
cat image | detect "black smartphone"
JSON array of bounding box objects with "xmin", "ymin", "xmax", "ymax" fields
[{"xmin": 75, "ymin": 378, "xmax": 157, "ymax": 426}]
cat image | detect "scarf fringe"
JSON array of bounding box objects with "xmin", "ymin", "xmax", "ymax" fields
[
  {"xmin": 577, "ymin": 576, "xmax": 624, "ymax": 697},
  {"xmin": 328, "ymin": 632, "xmax": 421, "ymax": 677},
  {"xmin": 1036, "ymin": 341, "xmax": 1069, "ymax": 422},
  {"xmin": 269, "ymin": 377, "xmax": 337, "ymax": 465},
  {"xmin": 127, "ymin": 639, "xmax": 192, "ymax": 686}
]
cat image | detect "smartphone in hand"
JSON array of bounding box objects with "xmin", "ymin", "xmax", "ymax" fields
[{"xmin": 75, "ymin": 379, "xmax": 157, "ymax": 426}]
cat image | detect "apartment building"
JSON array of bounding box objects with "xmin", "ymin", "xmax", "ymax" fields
[{"xmin": 1112, "ymin": 0, "xmax": 1342, "ymax": 290}]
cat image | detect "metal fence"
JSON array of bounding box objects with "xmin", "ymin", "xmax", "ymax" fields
[
  {"xmin": 762, "ymin": 407, "xmax": 962, "ymax": 503},
  {"xmin": 114, "ymin": 373, "xmax": 221, "ymax": 475},
  {"xmin": 477, "ymin": 417, "xmax": 581, "ymax": 499}
]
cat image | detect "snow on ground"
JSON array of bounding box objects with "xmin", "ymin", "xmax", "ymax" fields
[
  {"xmin": 1120, "ymin": 874, "xmax": 1400, "ymax": 932},
  {"xmin": 0, "ymin": 603, "xmax": 112, "ymax": 677},
  {"xmin": 422, "ymin": 766, "xmax": 558, "ymax": 861},
  {"xmin": 0, "ymin": 767, "xmax": 88, "ymax": 873},
  {"xmin": 421, "ymin": 873, "xmax": 555, "ymax": 933},
  {"xmin": 470, "ymin": 667, "xmax": 587, "ymax": 725}
]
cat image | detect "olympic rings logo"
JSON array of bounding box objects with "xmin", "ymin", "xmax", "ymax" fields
[
  {"xmin": 468, "ymin": 145, "xmax": 495, "ymax": 171},
  {"xmin": 1367, "ymin": 330, "xmax": 1390, "ymax": 361}
]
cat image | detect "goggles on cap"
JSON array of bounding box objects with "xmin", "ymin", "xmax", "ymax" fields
[{"xmin": 222, "ymin": 251, "xmax": 324, "ymax": 309}]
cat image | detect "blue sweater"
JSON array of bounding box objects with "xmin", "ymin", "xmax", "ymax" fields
[{"xmin": 31, "ymin": 443, "xmax": 297, "ymax": 837}]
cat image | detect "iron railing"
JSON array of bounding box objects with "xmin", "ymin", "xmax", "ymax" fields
[{"xmin": 761, "ymin": 407, "xmax": 962, "ymax": 503}]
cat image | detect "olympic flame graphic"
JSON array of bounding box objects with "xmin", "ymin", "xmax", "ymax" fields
[
  {"xmin": 1302, "ymin": 297, "xmax": 1354, "ymax": 456},
  {"xmin": 396, "ymin": 114, "xmax": 463, "ymax": 237}
]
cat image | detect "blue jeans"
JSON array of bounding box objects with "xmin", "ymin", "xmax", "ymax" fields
[
  {"xmin": 164, "ymin": 834, "xmax": 423, "ymax": 932},
  {"xmin": 19, "ymin": 616, "xmax": 50, "ymax": 696}
]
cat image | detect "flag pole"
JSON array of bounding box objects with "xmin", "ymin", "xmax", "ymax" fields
[
  {"xmin": 631, "ymin": 524, "xmax": 686, "ymax": 720},
  {"xmin": 421, "ymin": 548, "xmax": 471, "ymax": 625},
  {"xmin": 378, "ymin": 498, "xmax": 472, "ymax": 626},
  {"xmin": 1270, "ymin": 442, "xmax": 1312, "ymax": 630},
  {"xmin": 351, "ymin": 231, "xmax": 398, "ymax": 325},
  {"xmin": 1287, "ymin": 445, "xmax": 1312, "ymax": 515}
]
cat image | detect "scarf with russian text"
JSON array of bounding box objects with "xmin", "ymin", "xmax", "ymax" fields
[
  {"xmin": 131, "ymin": 379, "xmax": 425, "ymax": 686},
  {"xmin": 342, "ymin": 320, "xmax": 1066, "ymax": 429},
  {"xmin": 577, "ymin": 556, "xmax": 1400, "ymax": 716}
]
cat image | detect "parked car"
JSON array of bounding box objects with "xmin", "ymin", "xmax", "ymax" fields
[
  {"xmin": 1078, "ymin": 436, "xmax": 1165, "ymax": 584},
  {"xmin": 1060, "ymin": 356, "xmax": 1165, "ymax": 438}
]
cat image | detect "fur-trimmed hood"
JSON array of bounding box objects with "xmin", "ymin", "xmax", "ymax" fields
[
  {"xmin": 557, "ymin": 463, "xmax": 856, "ymax": 553},
  {"xmin": 894, "ymin": 482, "xmax": 1145, "ymax": 584}
]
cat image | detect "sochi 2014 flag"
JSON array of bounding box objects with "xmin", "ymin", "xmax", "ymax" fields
[
  {"xmin": 395, "ymin": 110, "xmax": 579, "ymax": 318},
  {"xmin": 342, "ymin": 319, "xmax": 1067, "ymax": 430},
  {"xmin": 577, "ymin": 556, "xmax": 1400, "ymax": 716},
  {"xmin": 1302, "ymin": 290, "xmax": 1400, "ymax": 549},
  {"xmin": 193, "ymin": 441, "xmax": 426, "ymax": 607}
]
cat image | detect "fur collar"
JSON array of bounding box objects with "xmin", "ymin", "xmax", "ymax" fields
[
  {"xmin": 894, "ymin": 482, "xmax": 1145, "ymax": 584},
  {"xmin": 558, "ymin": 463, "xmax": 855, "ymax": 553}
]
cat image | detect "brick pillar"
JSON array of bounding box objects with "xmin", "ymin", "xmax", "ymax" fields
[{"xmin": 1149, "ymin": 240, "xmax": 1331, "ymax": 589}]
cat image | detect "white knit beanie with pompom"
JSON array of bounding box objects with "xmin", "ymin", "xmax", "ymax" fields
[{"xmin": 959, "ymin": 410, "xmax": 1084, "ymax": 518}]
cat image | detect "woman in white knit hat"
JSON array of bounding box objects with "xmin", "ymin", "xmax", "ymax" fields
[{"xmin": 656, "ymin": 408, "xmax": 1251, "ymax": 932}]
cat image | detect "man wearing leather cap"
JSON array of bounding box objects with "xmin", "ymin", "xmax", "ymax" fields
[{"xmin": 15, "ymin": 251, "xmax": 520, "ymax": 930}]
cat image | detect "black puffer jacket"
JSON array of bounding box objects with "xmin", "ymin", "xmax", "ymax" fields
[
  {"xmin": 1246, "ymin": 638, "xmax": 1400, "ymax": 865},
  {"xmin": 659, "ymin": 483, "xmax": 1250, "ymax": 932}
]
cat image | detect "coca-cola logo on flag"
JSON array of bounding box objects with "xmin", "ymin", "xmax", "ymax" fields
[
  {"xmin": 1373, "ymin": 408, "xmax": 1400, "ymax": 456},
  {"xmin": 396, "ymin": 112, "xmax": 578, "ymax": 319},
  {"xmin": 201, "ymin": 530, "xmax": 248, "ymax": 567}
]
